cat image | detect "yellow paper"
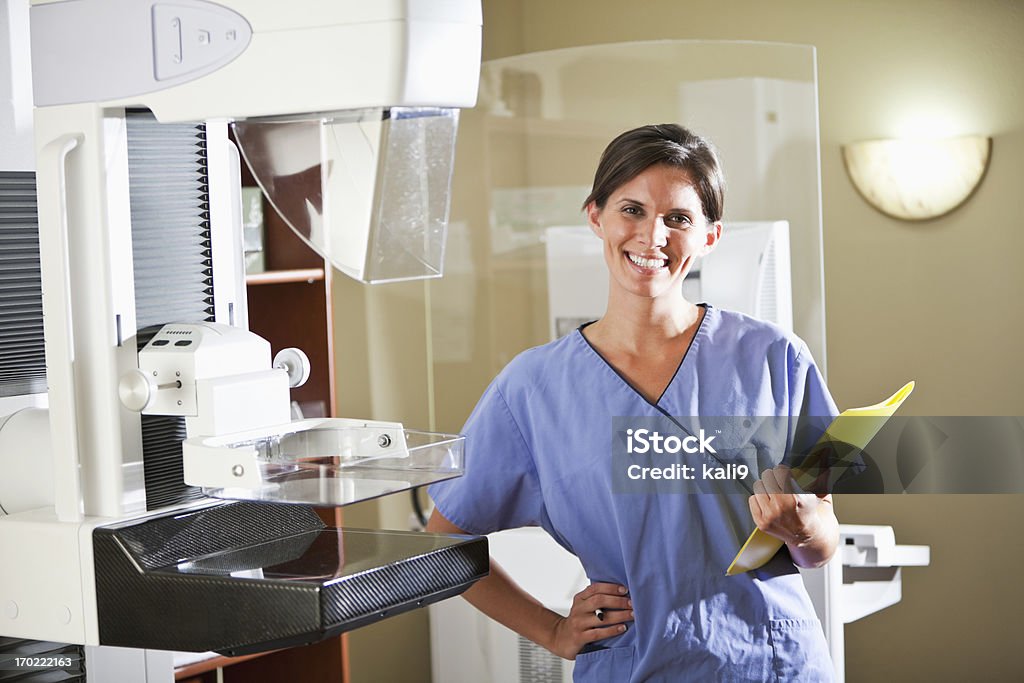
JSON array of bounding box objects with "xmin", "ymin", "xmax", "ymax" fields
[{"xmin": 725, "ymin": 381, "xmax": 915, "ymax": 576}]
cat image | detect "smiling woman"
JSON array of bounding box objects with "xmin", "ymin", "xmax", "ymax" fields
[
  {"xmin": 427, "ymin": 123, "xmax": 841, "ymax": 682},
  {"xmin": 579, "ymin": 126, "xmax": 723, "ymax": 406}
]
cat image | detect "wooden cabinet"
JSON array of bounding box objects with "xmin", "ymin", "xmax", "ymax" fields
[
  {"xmin": 243, "ymin": 161, "xmax": 336, "ymax": 420},
  {"xmin": 175, "ymin": 639, "xmax": 348, "ymax": 683}
]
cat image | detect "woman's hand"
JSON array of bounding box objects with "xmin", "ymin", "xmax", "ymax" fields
[
  {"xmin": 546, "ymin": 582, "xmax": 633, "ymax": 660},
  {"xmin": 749, "ymin": 465, "xmax": 839, "ymax": 568}
]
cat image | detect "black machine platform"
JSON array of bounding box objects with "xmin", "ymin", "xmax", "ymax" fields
[{"xmin": 92, "ymin": 501, "xmax": 488, "ymax": 655}]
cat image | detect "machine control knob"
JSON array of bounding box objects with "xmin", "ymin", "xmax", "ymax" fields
[
  {"xmin": 118, "ymin": 369, "xmax": 156, "ymax": 412},
  {"xmin": 274, "ymin": 347, "xmax": 311, "ymax": 388}
]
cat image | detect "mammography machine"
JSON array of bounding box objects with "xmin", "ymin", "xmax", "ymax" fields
[{"xmin": 0, "ymin": 0, "xmax": 486, "ymax": 677}]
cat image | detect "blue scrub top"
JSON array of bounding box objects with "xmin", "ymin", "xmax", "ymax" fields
[{"xmin": 430, "ymin": 305, "xmax": 838, "ymax": 682}]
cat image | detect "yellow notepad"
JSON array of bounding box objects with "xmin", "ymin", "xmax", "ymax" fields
[{"xmin": 725, "ymin": 381, "xmax": 915, "ymax": 576}]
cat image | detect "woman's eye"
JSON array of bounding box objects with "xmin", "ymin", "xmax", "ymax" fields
[
  {"xmin": 622, "ymin": 206, "xmax": 642, "ymax": 216},
  {"xmin": 666, "ymin": 214, "xmax": 692, "ymax": 227}
]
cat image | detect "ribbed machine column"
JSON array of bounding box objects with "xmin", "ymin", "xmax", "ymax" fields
[{"xmin": 125, "ymin": 111, "xmax": 215, "ymax": 510}]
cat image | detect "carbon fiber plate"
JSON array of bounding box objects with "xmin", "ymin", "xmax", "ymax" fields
[{"xmin": 93, "ymin": 502, "xmax": 488, "ymax": 654}]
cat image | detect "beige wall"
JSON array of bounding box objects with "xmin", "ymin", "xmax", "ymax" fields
[
  {"xmin": 331, "ymin": 277, "xmax": 438, "ymax": 683},
  {"xmin": 338, "ymin": 1, "xmax": 1024, "ymax": 681}
]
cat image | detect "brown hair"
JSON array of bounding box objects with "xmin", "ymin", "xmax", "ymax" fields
[{"xmin": 582, "ymin": 124, "xmax": 725, "ymax": 223}]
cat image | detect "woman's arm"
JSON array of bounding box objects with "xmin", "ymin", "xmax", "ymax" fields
[
  {"xmin": 749, "ymin": 466, "xmax": 839, "ymax": 569},
  {"xmin": 425, "ymin": 508, "xmax": 634, "ymax": 659}
]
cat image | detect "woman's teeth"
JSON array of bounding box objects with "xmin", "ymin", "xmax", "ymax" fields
[{"xmin": 628, "ymin": 253, "xmax": 667, "ymax": 269}]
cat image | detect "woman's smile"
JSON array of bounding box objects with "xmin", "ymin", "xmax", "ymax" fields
[{"xmin": 625, "ymin": 251, "xmax": 669, "ymax": 272}]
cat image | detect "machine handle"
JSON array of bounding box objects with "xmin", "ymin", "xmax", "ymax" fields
[
  {"xmin": 274, "ymin": 347, "xmax": 311, "ymax": 388},
  {"xmin": 226, "ymin": 137, "xmax": 248, "ymax": 328},
  {"xmin": 38, "ymin": 133, "xmax": 85, "ymax": 522},
  {"xmin": 118, "ymin": 369, "xmax": 157, "ymax": 412}
]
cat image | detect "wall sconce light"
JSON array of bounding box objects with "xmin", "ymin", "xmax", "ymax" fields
[{"xmin": 841, "ymin": 135, "xmax": 992, "ymax": 221}]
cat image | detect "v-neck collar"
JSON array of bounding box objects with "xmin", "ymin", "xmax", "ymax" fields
[{"xmin": 575, "ymin": 303, "xmax": 711, "ymax": 412}]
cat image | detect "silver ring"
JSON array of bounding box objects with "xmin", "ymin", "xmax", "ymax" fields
[{"xmin": 595, "ymin": 608, "xmax": 605, "ymax": 621}]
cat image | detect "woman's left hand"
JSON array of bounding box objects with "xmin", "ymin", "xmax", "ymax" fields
[{"xmin": 749, "ymin": 465, "xmax": 839, "ymax": 568}]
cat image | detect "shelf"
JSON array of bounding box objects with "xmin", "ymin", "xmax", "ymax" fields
[{"xmin": 245, "ymin": 268, "xmax": 325, "ymax": 285}]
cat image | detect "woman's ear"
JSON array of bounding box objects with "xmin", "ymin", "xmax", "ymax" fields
[
  {"xmin": 586, "ymin": 202, "xmax": 604, "ymax": 238},
  {"xmin": 701, "ymin": 221, "xmax": 722, "ymax": 256}
]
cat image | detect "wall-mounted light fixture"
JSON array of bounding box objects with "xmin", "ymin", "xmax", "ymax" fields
[{"xmin": 841, "ymin": 135, "xmax": 992, "ymax": 221}]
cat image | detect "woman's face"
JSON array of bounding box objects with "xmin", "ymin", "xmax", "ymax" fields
[{"xmin": 586, "ymin": 164, "xmax": 720, "ymax": 302}]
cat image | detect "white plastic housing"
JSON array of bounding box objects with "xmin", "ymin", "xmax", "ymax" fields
[
  {"xmin": 799, "ymin": 525, "xmax": 930, "ymax": 682},
  {"xmin": 122, "ymin": 323, "xmax": 291, "ymax": 437},
  {"xmin": 0, "ymin": 507, "xmax": 92, "ymax": 643},
  {"xmin": 0, "ymin": 409, "xmax": 53, "ymax": 515},
  {"xmin": 0, "ymin": 0, "xmax": 34, "ymax": 169},
  {"xmin": 187, "ymin": 370, "xmax": 290, "ymax": 438},
  {"xmin": 132, "ymin": 323, "xmax": 271, "ymax": 415},
  {"xmin": 30, "ymin": 0, "xmax": 482, "ymax": 122},
  {"xmin": 0, "ymin": 497, "xmax": 213, "ymax": 645}
]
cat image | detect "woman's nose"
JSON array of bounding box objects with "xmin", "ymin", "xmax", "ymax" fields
[{"xmin": 637, "ymin": 216, "xmax": 669, "ymax": 246}]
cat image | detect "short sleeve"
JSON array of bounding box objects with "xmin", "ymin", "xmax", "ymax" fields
[
  {"xmin": 790, "ymin": 342, "xmax": 838, "ymax": 420},
  {"xmin": 786, "ymin": 342, "xmax": 840, "ymax": 459},
  {"xmin": 428, "ymin": 381, "xmax": 545, "ymax": 535}
]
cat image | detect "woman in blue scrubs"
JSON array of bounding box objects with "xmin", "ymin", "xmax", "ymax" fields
[{"xmin": 427, "ymin": 124, "xmax": 839, "ymax": 681}]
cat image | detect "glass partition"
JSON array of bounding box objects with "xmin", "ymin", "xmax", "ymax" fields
[{"xmin": 427, "ymin": 41, "xmax": 825, "ymax": 434}]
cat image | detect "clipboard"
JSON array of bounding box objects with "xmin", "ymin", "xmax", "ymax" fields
[{"xmin": 724, "ymin": 381, "xmax": 915, "ymax": 576}]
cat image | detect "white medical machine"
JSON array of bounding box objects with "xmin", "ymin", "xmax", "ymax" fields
[
  {"xmin": 0, "ymin": 0, "xmax": 488, "ymax": 675},
  {"xmin": 801, "ymin": 525, "xmax": 930, "ymax": 681}
]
